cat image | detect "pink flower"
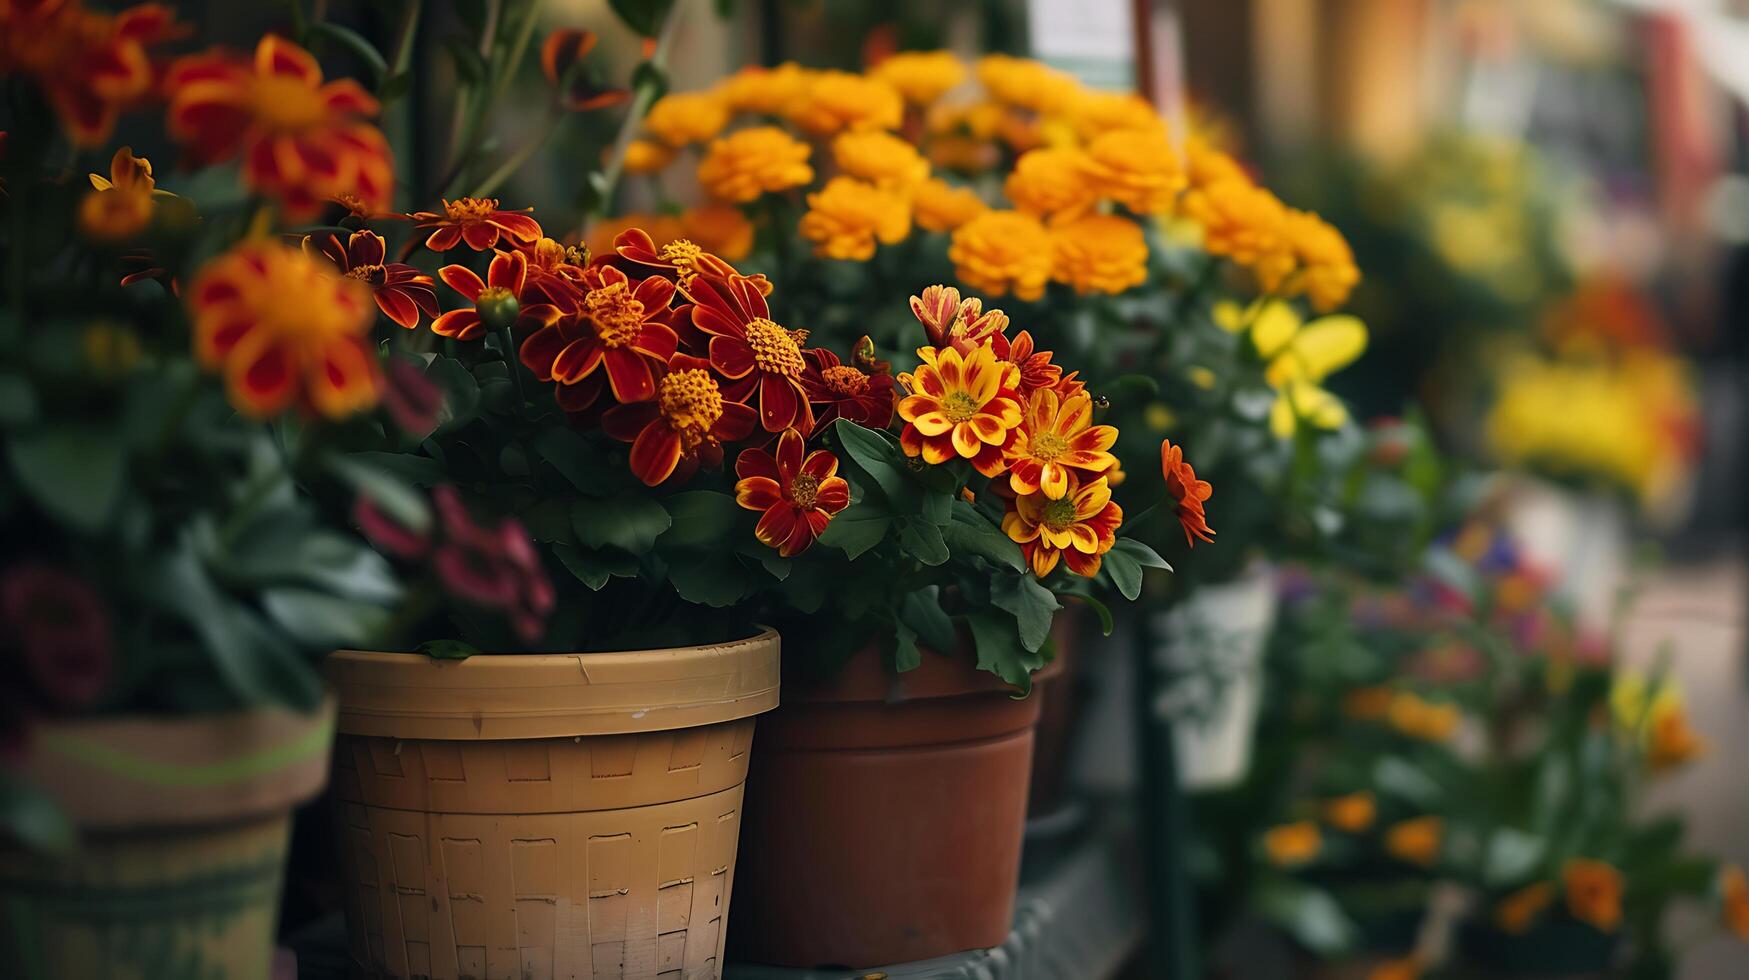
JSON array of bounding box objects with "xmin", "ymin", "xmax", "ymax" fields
[{"xmin": 431, "ymin": 487, "xmax": 555, "ymax": 645}]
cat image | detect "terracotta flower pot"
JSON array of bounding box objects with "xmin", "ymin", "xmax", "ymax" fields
[
  {"xmin": 326, "ymin": 630, "xmax": 779, "ymax": 980},
  {"xmin": 0, "ymin": 699, "xmax": 336, "ymax": 979},
  {"xmin": 728, "ymin": 646, "xmax": 1041, "ymax": 968}
]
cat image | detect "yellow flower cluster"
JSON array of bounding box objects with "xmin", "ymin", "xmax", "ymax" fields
[{"xmin": 798, "ymin": 177, "xmax": 911, "ymax": 261}]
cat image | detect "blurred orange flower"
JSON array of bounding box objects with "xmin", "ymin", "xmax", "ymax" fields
[
  {"xmin": 0, "ymin": 0, "xmax": 180, "ymax": 146},
  {"xmin": 1563, "ymin": 858, "xmax": 1624, "ymax": 933}
]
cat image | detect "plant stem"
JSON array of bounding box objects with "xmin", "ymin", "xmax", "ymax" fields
[
  {"xmin": 586, "ymin": 7, "xmax": 687, "ymax": 230},
  {"xmin": 468, "ymin": 107, "xmax": 565, "ymax": 199}
]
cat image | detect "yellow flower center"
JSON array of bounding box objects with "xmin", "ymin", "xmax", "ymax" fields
[
  {"xmin": 530, "ymin": 237, "xmax": 567, "ymax": 270},
  {"xmin": 1030, "ymin": 431, "xmax": 1069, "ymax": 461},
  {"xmin": 744, "ymin": 317, "xmax": 806, "ymax": 377},
  {"xmin": 344, "ymin": 263, "xmax": 385, "ymax": 283},
  {"xmin": 789, "ymin": 473, "xmax": 821, "ymax": 509},
  {"xmin": 444, "ymin": 197, "xmax": 500, "ymax": 223},
  {"xmin": 657, "ymin": 368, "xmax": 724, "ymax": 450},
  {"xmin": 249, "ymin": 75, "xmax": 329, "ymax": 130},
  {"xmin": 942, "ymin": 390, "xmax": 982, "ymax": 422},
  {"xmin": 585, "ymin": 281, "xmax": 646, "ymax": 348},
  {"xmin": 821, "ymin": 364, "xmax": 870, "ymax": 396},
  {"xmin": 1040, "ymin": 497, "xmax": 1077, "ymax": 530},
  {"xmin": 658, "ymin": 238, "xmax": 704, "ymax": 268}
]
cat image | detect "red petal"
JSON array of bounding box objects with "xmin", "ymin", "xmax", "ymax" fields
[
  {"xmin": 602, "ymin": 348, "xmax": 657, "ymax": 403},
  {"xmin": 438, "ymin": 264, "xmax": 486, "ymax": 301},
  {"xmin": 629, "ymin": 423, "xmax": 683, "ymax": 486}
]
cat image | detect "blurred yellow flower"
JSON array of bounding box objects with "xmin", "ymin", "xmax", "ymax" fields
[
  {"xmin": 1343, "ymin": 685, "xmax": 1396, "ymax": 721},
  {"xmin": 1072, "ymin": 89, "xmax": 1164, "ymax": 140},
  {"xmin": 1216, "ymin": 299, "xmax": 1366, "ymax": 438},
  {"xmin": 1263, "ymin": 821, "xmax": 1321, "ymax": 868},
  {"xmin": 1050, "ymin": 214, "xmax": 1148, "ymax": 295},
  {"xmin": 1387, "ymin": 691, "xmax": 1461, "ymax": 742},
  {"xmin": 1186, "ymin": 136, "xmax": 1249, "ymax": 189},
  {"xmin": 912, "ymin": 177, "xmax": 987, "ymax": 232},
  {"xmin": 788, "ymin": 70, "xmax": 903, "ymax": 135},
  {"xmin": 697, "ymin": 126, "xmax": 814, "ymax": 203},
  {"xmin": 643, "ymin": 91, "xmax": 729, "ymax": 147},
  {"xmin": 1384, "ymin": 816, "xmax": 1442, "ymax": 867},
  {"xmin": 1495, "ymin": 882, "xmax": 1554, "ymax": 935},
  {"xmin": 681, "ymin": 203, "xmax": 753, "ymax": 261},
  {"xmin": 871, "ymin": 50, "xmax": 966, "ymax": 106},
  {"xmin": 976, "ymin": 54, "xmax": 1080, "ymax": 115},
  {"xmin": 1005, "ymin": 146, "xmax": 1097, "ymax": 221},
  {"xmin": 623, "ymin": 138, "xmax": 677, "ymax": 175},
  {"xmin": 715, "ymin": 62, "xmax": 812, "ymax": 115},
  {"xmin": 1284, "ymin": 209, "xmax": 1360, "ymax": 312},
  {"xmin": 1563, "ymin": 858, "xmax": 1623, "ymax": 933},
  {"xmin": 1321, "ymin": 791, "xmax": 1376, "ymax": 833},
  {"xmin": 1081, "ymin": 127, "xmax": 1186, "ymax": 215},
  {"xmin": 798, "ymin": 177, "xmax": 911, "ymax": 261},
  {"xmin": 80, "ymin": 147, "xmax": 160, "ymax": 242},
  {"xmin": 1182, "ymin": 176, "xmax": 1295, "ymax": 291},
  {"xmin": 832, "ymin": 129, "xmax": 929, "ymax": 191},
  {"xmin": 948, "ymin": 210, "xmax": 1054, "ymax": 301},
  {"xmin": 1612, "ymin": 672, "xmax": 1706, "ymax": 772}
]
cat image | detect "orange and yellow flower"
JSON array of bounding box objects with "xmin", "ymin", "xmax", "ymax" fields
[
  {"xmin": 1081, "ymin": 127, "xmax": 1186, "ymax": 215},
  {"xmin": 832, "ymin": 129, "xmax": 930, "ymax": 191},
  {"xmin": 1720, "ymin": 865, "xmax": 1749, "ymax": 940},
  {"xmin": 166, "ymin": 35, "xmax": 393, "ymax": 220},
  {"xmin": 601, "ymin": 354, "xmax": 759, "ymax": 486},
  {"xmin": 79, "ymin": 146, "xmax": 159, "ymax": 241},
  {"xmin": 1321, "ymin": 791, "xmax": 1377, "ymax": 833},
  {"xmin": 975, "ymin": 54, "xmax": 1078, "ymax": 115},
  {"xmin": 870, "ymin": 50, "xmax": 966, "ymax": 107},
  {"xmin": 1051, "ymin": 214, "xmax": 1149, "ymax": 295},
  {"xmin": 680, "ymin": 203, "xmax": 755, "ymax": 262},
  {"xmin": 714, "ymin": 62, "xmax": 812, "ymax": 115},
  {"xmin": 643, "ymin": 91, "xmax": 730, "ymax": 147},
  {"xmin": 1006, "ymin": 389, "xmax": 1117, "ymax": 498},
  {"xmin": 518, "ymin": 263, "xmax": 680, "ymax": 411},
  {"xmin": 306, "ymin": 229, "xmax": 438, "ymax": 330},
  {"xmin": 1002, "ymin": 474, "xmax": 1123, "ymax": 578},
  {"xmin": 1262, "ymin": 821, "xmax": 1321, "ymax": 868},
  {"xmin": 697, "ymin": 126, "xmax": 814, "ymax": 203},
  {"xmin": 1388, "ymin": 692, "xmax": 1462, "ymax": 742},
  {"xmin": 1161, "ymin": 439, "xmax": 1215, "ymax": 547},
  {"xmin": 623, "ymin": 138, "xmax": 677, "ymax": 175},
  {"xmin": 1563, "ymin": 858, "xmax": 1624, "ymax": 933},
  {"xmin": 801, "ymin": 347, "xmax": 896, "ymax": 429},
  {"xmin": 798, "ymin": 177, "xmax": 912, "ymax": 261},
  {"xmin": 412, "ymin": 197, "xmax": 544, "ymax": 252},
  {"xmin": 432, "ymin": 248, "xmax": 565, "ymax": 342},
  {"xmin": 1005, "ymin": 147, "xmax": 1097, "ymax": 221},
  {"xmin": 1284, "ymin": 208, "xmax": 1360, "ymax": 311},
  {"xmin": 687, "ymin": 272, "xmax": 814, "ymax": 433},
  {"xmin": 786, "ymin": 70, "xmax": 902, "ymax": 135},
  {"xmin": 913, "ymin": 177, "xmax": 987, "ymax": 233},
  {"xmin": 897, "ymin": 342, "xmax": 1023, "ymax": 476},
  {"xmin": 948, "ymin": 210, "xmax": 1054, "ymax": 301},
  {"xmin": 0, "ymin": 0, "xmax": 180, "ymax": 146},
  {"xmin": 1384, "ymin": 816, "xmax": 1443, "ymax": 868},
  {"xmin": 1495, "ymin": 882, "xmax": 1554, "ymax": 935},
  {"xmin": 188, "ymin": 240, "xmax": 378, "ymax": 419},
  {"xmin": 1180, "ymin": 176, "xmax": 1296, "ymax": 291},
  {"xmin": 734, "ymin": 428, "xmax": 851, "ymax": 557}
]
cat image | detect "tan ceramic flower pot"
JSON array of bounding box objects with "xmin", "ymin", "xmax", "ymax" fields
[
  {"xmin": 326, "ymin": 630, "xmax": 780, "ymax": 980},
  {"xmin": 0, "ymin": 699, "xmax": 336, "ymax": 979}
]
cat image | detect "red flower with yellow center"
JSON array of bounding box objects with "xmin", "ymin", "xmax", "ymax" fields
[
  {"xmin": 734, "ymin": 428, "xmax": 852, "ymax": 557},
  {"xmin": 519, "ymin": 265, "xmax": 681, "ymax": 412},
  {"xmin": 687, "ymin": 272, "xmax": 814, "ymax": 434},
  {"xmin": 188, "ymin": 240, "xmax": 378, "ymax": 419},
  {"xmin": 412, "ymin": 196, "xmax": 543, "ymax": 252},
  {"xmin": 801, "ymin": 347, "xmax": 896, "ymax": 429},
  {"xmin": 1161, "ymin": 438, "xmax": 1215, "ymax": 547},
  {"xmin": 306, "ymin": 230, "xmax": 438, "ymax": 330},
  {"xmin": 432, "ymin": 249, "xmax": 564, "ymax": 342},
  {"xmin": 1007, "ymin": 389, "xmax": 1118, "ymax": 498},
  {"xmin": 896, "ymin": 342, "xmax": 1023, "ymax": 477},
  {"xmin": 1001, "ymin": 475, "xmax": 1123, "ymax": 578},
  {"xmin": 614, "ymin": 228, "xmax": 769, "ymax": 294},
  {"xmin": 0, "ymin": 0, "xmax": 180, "ymax": 147},
  {"xmin": 602, "ymin": 355, "xmax": 758, "ymax": 486},
  {"xmin": 166, "ymin": 35, "xmax": 393, "ymax": 220}
]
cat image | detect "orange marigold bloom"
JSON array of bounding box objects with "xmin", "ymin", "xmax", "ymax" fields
[
  {"xmin": 1161, "ymin": 439, "xmax": 1215, "ymax": 547},
  {"xmin": 681, "ymin": 204, "xmax": 754, "ymax": 262},
  {"xmin": 412, "ymin": 197, "xmax": 543, "ymax": 252},
  {"xmin": 787, "ymin": 70, "xmax": 902, "ymax": 135},
  {"xmin": 975, "ymin": 54, "xmax": 1078, "ymax": 115},
  {"xmin": 1646, "ymin": 697, "xmax": 1707, "ymax": 772},
  {"xmin": 1720, "ymin": 865, "xmax": 1749, "ymax": 941},
  {"xmin": 1007, "ymin": 389, "xmax": 1117, "ymax": 498},
  {"xmin": 1563, "ymin": 858, "xmax": 1624, "ymax": 933},
  {"xmin": 643, "ymin": 91, "xmax": 730, "ymax": 147},
  {"xmin": 798, "ymin": 177, "xmax": 912, "ymax": 261},
  {"xmin": 79, "ymin": 146, "xmax": 158, "ymax": 242},
  {"xmin": 1495, "ymin": 881, "xmax": 1554, "ymax": 935},
  {"xmin": 166, "ymin": 35, "xmax": 392, "ymax": 220},
  {"xmin": 1005, "ymin": 147, "xmax": 1097, "ymax": 221},
  {"xmin": 1284, "ymin": 208, "xmax": 1360, "ymax": 312},
  {"xmin": 913, "ymin": 177, "xmax": 987, "ymax": 233},
  {"xmin": 1002, "ymin": 474, "xmax": 1123, "ymax": 578},
  {"xmin": 714, "ymin": 62, "xmax": 812, "ymax": 115},
  {"xmin": 1051, "ymin": 214, "xmax": 1149, "ymax": 295},
  {"xmin": 688, "ymin": 272, "xmax": 814, "ymax": 433},
  {"xmin": 188, "ymin": 240, "xmax": 378, "ymax": 419},
  {"xmin": 518, "ymin": 264, "xmax": 680, "ymax": 411},
  {"xmin": 948, "ymin": 210, "xmax": 1054, "ymax": 302},
  {"xmin": 734, "ymin": 428, "xmax": 851, "ymax": 557},
  {"xmin": 870, "ymin": 50, "xmax": 966, "ymax": 106},
  {"xmin": 999, "ymin": 329, "xmax": 1067, "ymax": 396},
  {"xmin": 602, "ymin": 354, "xmax": 758, "ymax": 486},
  {"xmin": 1071, "ymin": 89, "xmax": 1164, "ymax": 141},
  {"xmin": 306, "ymin": 230, "xmax": 439, "ymax": 330},
  {"xmin": 432, "ymin": 249, "xmax": 565, "ymax": 342},
  {"xmin": 697, "ymin": 126, "xmax": 814, "ymax": 203},
  {"xmin": 622, "ymin": 138, "xmax": 677, "ymax": 175},
  {"xmin": 897, "ymin": 342, "xmax": 1023, "ymax": 477},
  {"xmin": 1321, "ymin": 791, "xmax": 1376, "ymax": 833},
  {"xmin": 1262, "ymin": 821, "xmax": 1321, "ymax": 868},
  {"xmin": 1181, "ymin": 176, "xmax": 1297, "ymax": 291},
  {"xmin": 832, "ymin": 129, "xmax": 930, "ymax": 191},
  {"xmin": 1388, "ymin": 692, "xmax": 1461, "ymax": 741},
  {"xmin": 1384, "ymin": 816, "xmax": 1442, "ymax": 868},
  {"xmin": 1081, "ymin": 127, "xmax": 1186, "ymax": 215},
  {"xmin": 801, "ymin": 347, "xmax": 896, "ymax": 429},
  {"xmin": 0, "ymin": 0, "xmax": 179, "ymax": 146}
]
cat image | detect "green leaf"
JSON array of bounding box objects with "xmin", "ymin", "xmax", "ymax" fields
[
  {"xmin": 342, "ymin": 451, "xmax": 444, "ymax": 486},
  {"xmin": 379, "ymin": 70, "xmax": 413, "ymax": 101},
  {"xmin": 966, "ymin": 610, "xmax": 1042, "ymax": 693},
  {"xmin": 892, "ymin": 620, "xmax": 921, "ymax": 672},
  {"xmin": 668, "ymin": 552, "xmax": 751, "ymax": 607},
  {"xmin": 572, "ymin": 494, "xmax": 671, "ymax": 554},
  {"xmin": 1481, "ymin": 828, "xmax": 1546, "ymax": 887},
  {"xmin": 662, "ymin": 491, "xmax": 740, "ymax": 549},
  {"xmin": 219, "ymin": 519, "xmax": 402, "ymax": 605},
  {"xmin": 897, "ymin": 516, "xmax": 949, "ymax": 566},
  {"xmin": 309, "ymin": 21, "xmax": 387, "ymax": 81},
  {"xmin": 610, "ymin": 0, "xmax": 676, "ymax": 38},
  {"xmin": 443, "ymin": 36, "xmax": 488, "ymax": 86},
  {"xmin": 629, "ymin": 58, "xmax": 671, "ymax": 98},
  {"xmin": 328, "ymin": 455, "xmax": 432, "ymax": 535},
  {"xmin": 1103, "ymin": 547, "xmax": 1144, "ymax": 601},
  {"xmin": 921, "ymin": 488, "xmax": 953, "ymax": 526},
  {"xmin": 1374, "ymin": 755, "xmax": 1444, "ymax": 809},
  {"xmin": 0, "ymin": 774, "xmax": 76, "ymax": 855},
  {"xmin": 426, "ymin": 356, "xmax": 480, "ymax": 430},
  {"xmin": 7, "ymin": 425, "xmax": 125, "ymax": 531},
  {"xmin": 532, "ymin": 426, "xmax": 611, "ymax": 494},
  {"xmin": 817, "ymin": 503, "xmax": 890, "ymax": 559},
  {"xmin": 1253, "ymin": 878, "xmax": 1357, "ymax": 956},
  {"xmin": 420, "ymin": 639, "xmax": 479, "ymax": 660},
  {"xmin": 832, "ymin": 418, "xmax": 914, "ymax": 505},
  {"xmin": 942, "ymin": 501, "xmax": 1025, "ymax": 571},
  {"xmin": 1112, "ymin": 537, "xmax": 1172, "ymax": 571},
  {"xmin": 0, "ymin": 372, "xmax": 35, "ymax": 425},
  {"xmin": 758, "ymin": 551, "xmax": 790, "ymax": 580},
  {"xmin": 1077, "ymin": 594, "xmax": 1115, "ymax": 635},
  {"xmin": 522, "ymin": 499, "xmax": 575, "ymax": 543},
  {"xmin": 991, "ymin": 573, "xmax": 1060, "ymax": 652},
  {"xmin": 553, "ymin": 541, "xmax": 637, "ymax": 590},
  {"xmin": 900, "ymin": 587, "xmax": 956, "ymax": 652},
  {"xmin": 261, "ymin": 588, "xmax": 390, "ymax": 648}
]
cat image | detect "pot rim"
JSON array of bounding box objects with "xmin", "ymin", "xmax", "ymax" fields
[{"xmin": 329, "ymin": 628, "xmax": 781, "ymax": 740}]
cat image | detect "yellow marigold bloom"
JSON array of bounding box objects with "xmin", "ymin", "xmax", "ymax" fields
[
  {"xmin": 930, "ymin": 135, "xmax": 997, "ymax": 174},
  {"xmin": 1387, "ymin": 692, "xmax": 1461, "ymax": 742},
  {"xmin": 681, "ymin": 203, "xmax": 753, "ymax": 262},
  {"xmin": 1495, "ymin": 882, "xmax": 1554, "ymax": 935},
  {"xmin": 1285, "ymin": 208, "xmax": 1360, "ymax": 312},
  {"xmin": 1080, "ymin": 127, "xmax": 1186, "ymax": 215},
  {"xmin": 1215, "ymin": 298, "xmax": 1365, "ymax": 438},
  {"xmin": 697, "ymin": 126, "xmax": 814, "ymax": 203},
  {"xmin": 930, "ymin": 100, "xmax": 1005, "ymax": 141},
  {"xmin": 1563, "ymin": 858, "xmax": 1623, "ymax": 933},
  {"xmin": 80, "ymin": 146, "xmax": 159, "ymax": 242},
  {"xmin": 623, "ymin": 138, "xmax": 677, "ymax": 175},
  {"xmin": 1720, "ymin": 865, "xmax": 1749, "ymax": 940},
  {"xmin": 585, "ymin": 213, "xmax": 684, "ymax": 263},
  {"xmin": 1647, "ymin": 697, "xmax": 1706, "ymax": 772},
  {"xmin": 715, "ymin": 62, "xmax": 812, "ymax": 115},
  {"xmin": 976, "ymin": 54, "xmax": 1080, "ymax": 115},
  {"xmin": 896, "ymin": 341, "xmax": 1023, "ymax": 477},
  {"xmin": 1182, "ymin": 176, "xmax": 1296, "ymax": 289},
  {"xmin": 1072, "ymin": 89, "xmax": 1165, "ymax": 140},
  {"xmin": 1004, "ymin": 146, "xmax": 1097, "ymax": 220},
  {"xmin": 788, "ymin": 70, "xmax": 903, "ymax": 136},
  {"xmin": 1343, "ymin": 685, "xmax": 1396, "ymax": 720},
  {"xmin": 832, "ymin": 129, "xmax": 929, "ymax": 190},
  {"xmin": 1002, "ymin": 475, "xmax": 1123, "ymax": 578},
  {"xmin": 871, "ymin": 50, "xmax": 966, "ymax": 106},
  {"xmin": 643, "ymin": 91, "xmax": 729, "ymax": 147},
  {"xmin": 1321, "ymin": 792, "xmax": 1376, "ymax": 833},
  {"xmin": 913, "ymin": 177, "xmax": 987, "ymax": 232},
  {"xmin": 949, "ymin": 210, "xmax": 1054, "ymax": 301},
  {"xmin": 1185, "ymin": 136, "xmax": 1248, "ymax": 189},
  {"xmin": 1006, "ymin": 388, "xmax": 1118, "ymax": 498},
  {"xmin": 1263, "ymin": 821, "xmax": 1320, "ymax": 868},
  {"xmin": 1051, "ymin": 214, "xmax": 1149, "ymax": 296},
  {"xmin": 1384, "ymin": 816, "xmax": 1442, "ymax": 867},
  {"xmin": 1366, "ymin": 956, "xmax": 1421, "ymax": 980},
  {"xmin": 798, "ymin": 177, "xmax": 912, "ymax": 261}
]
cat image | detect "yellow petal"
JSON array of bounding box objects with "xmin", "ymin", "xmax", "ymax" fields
[
  {"xmin": 1285, "ymin": 315, "xmax": 1366, "ymax": 383},
  {"xmin": 1249, "ymin": 300, "xmax": 1301, "ymax": 359}
]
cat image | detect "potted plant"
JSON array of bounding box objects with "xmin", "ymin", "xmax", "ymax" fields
[{"xmin": 0, "ymin": 6, "xmax": 418, "ymax": 976}]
